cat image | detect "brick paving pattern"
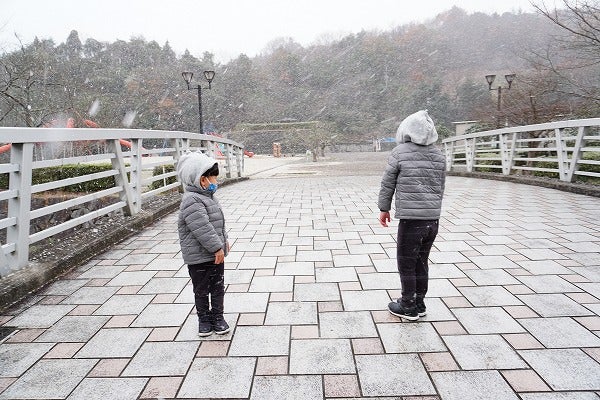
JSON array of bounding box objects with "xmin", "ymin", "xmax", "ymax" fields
[{"xmin": 1, "ymin": 152, "xmax": 599, "ymax": 399}]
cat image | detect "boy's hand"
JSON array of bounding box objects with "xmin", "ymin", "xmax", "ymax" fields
[
  {"xmin": 379, "ymin": 211, "xmax": 391, "ymax": 227},
  {"xmin": 214, "ymin": 249, "xmax": 225, "ymax": 264}
]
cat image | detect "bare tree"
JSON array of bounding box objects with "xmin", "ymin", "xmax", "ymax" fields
[{"xmin": 529, "ymin": 0, "xmax": 600, "ymax": 106}]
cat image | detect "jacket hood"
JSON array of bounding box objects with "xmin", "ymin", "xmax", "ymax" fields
[
  {"xmin": 396, "ymin": 110, "xmax": 438, "ymax": 146},
  {"xmin": 176, "ymin": 151, "xmax": 217, "ymax": 188}
]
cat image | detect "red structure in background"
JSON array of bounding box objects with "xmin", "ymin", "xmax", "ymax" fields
[{"xmin": 0, "ymin": 117, "xmax": 138, "ymax": 155}]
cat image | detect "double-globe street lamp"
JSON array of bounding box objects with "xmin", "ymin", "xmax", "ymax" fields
[
  {"xmin": 485, "ymin": 73, "xmax": 516, "ymax": 127},
  {"xmin": 182, "ymin": 70, "xmax": 215, "ymax": 134}
]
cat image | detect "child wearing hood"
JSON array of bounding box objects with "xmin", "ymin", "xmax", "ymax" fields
[
  {"xmin": 177, "ymin": 151, "xmax": 230, "ymax": 336},
  {"xmin": 378, "ymin": 110, "xmax": 446, "ymax": 321}
]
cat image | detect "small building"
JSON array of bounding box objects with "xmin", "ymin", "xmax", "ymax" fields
[{"xmin": 452, "ymin": 121, "xmax": 478, "ymax": 136}]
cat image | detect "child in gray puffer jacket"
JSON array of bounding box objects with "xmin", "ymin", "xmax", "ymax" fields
[
  {"xmin": 378, "ymin": 110, "xmax": 446, "ymax": 321},
  {"xmin": 177, "ymin": 151, "xmax": 230, "ymax": 336}
]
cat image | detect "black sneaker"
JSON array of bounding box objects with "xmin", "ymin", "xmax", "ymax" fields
[
  {"xmin": 388, "ymin": 301, "xmax": 419, "ymax": 321},
  {"xmin": 198, "ymin": 320, "xmax": 213, "ymax": 337},
  {"xmin": 415, "ymin": 297, "xmax": 427, "ymax": 317},
  {"xmin": 212, "ymin": 316, "xmax": 230, "ymax": 335}
]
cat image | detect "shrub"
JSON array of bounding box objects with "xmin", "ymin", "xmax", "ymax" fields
[
  {"xmin": 0, "ymin": 163, "xmax": 117, "ymax": 192},
  {"xmin": 149, "ymin": 164, "xmax": 178, "ymax": 190}
]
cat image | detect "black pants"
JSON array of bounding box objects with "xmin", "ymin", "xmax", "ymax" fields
[
  {"xmin": 397, "ymin": 219, "xmax": 439, "ymax": 303},
  {"xmin": 187, "ymin": 262, "xmax": 225, "ymax": 320}
]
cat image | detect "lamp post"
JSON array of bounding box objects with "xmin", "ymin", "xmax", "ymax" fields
[
  {"xmin": 182, "ymin": 70, "xmax": 215, "ymax": 134},
  {"xmin": 485, "ymin": 73, "xmax": 516, "ymax": 127}
]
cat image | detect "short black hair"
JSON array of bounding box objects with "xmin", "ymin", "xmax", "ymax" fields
[{"xmin": 203, "ymin": 162, "xmax": 219, "ymax": 177}]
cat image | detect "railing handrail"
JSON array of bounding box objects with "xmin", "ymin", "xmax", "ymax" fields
[
  {"xmin": 0, "ymin": 127, "xmax": 244, "ymax": 147},
  {"xmin": 443, "ymin": 117, "xmax": 600, "ymax": 143}
]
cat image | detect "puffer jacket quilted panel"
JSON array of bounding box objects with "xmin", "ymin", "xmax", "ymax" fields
[
  {"xmin": 378, "ymin": 142, "xmax": 446, "ymax": 220},
  {"xmin": 178, "ymin": 186, "xmax": 228, "ymax": 265}
]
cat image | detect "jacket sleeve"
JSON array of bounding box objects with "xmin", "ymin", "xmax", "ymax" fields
[
  {"xmin": 182, "ymin": 197, "xmax": 223, "ymax": 254},
  {"xmin": 378, "ymin": 152, "xmax": 400, "ymax": 212}
]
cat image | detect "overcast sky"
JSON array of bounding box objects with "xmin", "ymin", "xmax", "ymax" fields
[{"xmin": 1, "ymin": 0, "xmax": 539, "ymax": 62}]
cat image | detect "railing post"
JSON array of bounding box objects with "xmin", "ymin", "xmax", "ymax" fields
[
  {"xmin": 567, "ymin": 126, "xmax": 587, "ymax": 183},
  {"xmin": 129, "ymin": 138, "xmax": 143, "ymax": 212},
  {"xmin": 6, "ymin": 143, "xmax": 34, "ymax": 270},
  {"xmin": 444, "ymin": 142, "xmax": 454, "ymax": 172},
  {"xmin": 236, "ymin": 146, "xmax": 244, "ymax": 177},
  {"xmin": 108, "ymin": 139, "xmax": 136, "ymax": 216},
  {"xmin": 465, "ymin": 138, "xmax": 476, "ymax": 173},
  {"xmin": 224, "ymin": 144, "xmax": 234, "ymax": 178},
  {"xmin": 555, "ymin": 128, "xmax": 569, "ymax": 181}
]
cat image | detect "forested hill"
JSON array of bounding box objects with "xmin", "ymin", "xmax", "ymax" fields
[{"xmin": 0, "ymin": 6, "xmax": 594, "ymax": 139}]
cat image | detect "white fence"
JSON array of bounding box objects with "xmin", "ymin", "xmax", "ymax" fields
[
  {"xmin": 0, "ymin": 127, "xmax": 244, "ymax": 276},
  {"xmin": 442, "ymin": 118, "xmax": 600, "ymax": 182}
]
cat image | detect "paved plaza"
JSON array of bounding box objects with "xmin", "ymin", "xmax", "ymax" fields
[{"xmin": 1, "ymin": 152, "xmax": 600, "ymax": 399}]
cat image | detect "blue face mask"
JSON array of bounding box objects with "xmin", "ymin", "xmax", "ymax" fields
[{"xmin": 207, "ymin": 182, "xmax": 218, "ymax": 193}]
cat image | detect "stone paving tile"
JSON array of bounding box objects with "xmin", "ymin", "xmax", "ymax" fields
[
  {"xmin": 275, "ymin": 261, "xmax": 314, "ymax": 276},
  {"xmin": 519, "ymin": 317, "xmax": 600, "ymax": 348},
  {"xmin": 36, "ymin": 315, "xmax": 109, "ymax": 342},
  {"xmin": 341, "ymin": 290, "xmax": 390, "ymax": 311},
  {"xmin": 179, "ymin": 357, "xmax": 256, "ymax": 398},
  {"xmin": 519, "ymin": 393, "xmax": 600, "ymax": 400},
  {"xmin": 43, "ymin": 342, "xmax": 84, "ymax": 358},
  {"xmin": 320, "ymin": 311, "xmax": 377, "ymax": 338},
  {"xmin": 76, "ymin": 327, "xmax": 150, "ymax": 358},
  {"xmin": 138, "ymin": 277, "xmax": 189, "ymax": 294},
  {"xmin": 519, "ymin": 349, "xmax": 600, "ymax": 390},
  {"xmin": 255, "ymin": 356, "xmax": 288, "ymax": 375},
  {"xmin": 431, "ymin": 370, "xmax": 519, "ymax": 400},
  {"xmin": 289, "ymin": 339, "xmax": 355, "ymax": 374},
  {"xmin": 223, "ymin": 292, "xmax": 269, "ymax": 313},
  {"xmin": 500, "ymin": 369, "xmax": 551, "ymax": 392},
  {"xmin": 0, "ymin": 343, "xmax": 54, "ymax": 377},
  {"xmin": 264, "ymin": 302, "xmax": 317, "ymax": 325},
  {"xmin": 378, "ymin": 323, "xmax": 446, "ymax": 353},
  {"xmin": 420, "ymin": 352, "xmax": 459, "ymax": 371},
  {"xmin": 67, "ymin": 377, "xmax": 148, "ymax": 400},
  {"xmin": 517, "ymin": 275, "xmax": 582, "ymax": 293},
  {"xmin": 0, "ymin": 359, "xmax": 97, "ymax": 399},
  {"xmin": 518, "ymin": 294, "xmax": 594, "ymax": 317},
  {"xmin": 316, "ymin": 267, "xmax": 358, "ymax": 282},
  {"xmin": 464, "ymin": 269, "xmax": 520, "ymax": 285},
  {"xmin": 356, "ymin": 354, "xmax": 435, "ymax": 397},
  {"xmin": 427, "ymin": 279, "xmax": 462, "ymax": 297},
  {"xmin": 323, "ymin": 374, "xmax": 361, "ymax": 398},
  {"xmin": 229, "ymin": 326, "xmax": 290, "ymax": 356},
  {"xmin": 6, "ymin": 305, "xmax": 75, "ymax": 328},
  {"xmin": 294, "ymin": 283, "xmax": 340, "ymax": 301},
  {"xmin": 453, "ymin": 307, "xmax": 526, "ymax": 334},
  {"xmin": 88, "ymin": 358, "xmax": 129, "ymax": 377},
  {"xmin": 106, "ymin": 270, "xmax": 156, "ymax": 286},
  {"xmin": 93, "ymin": 295, "xmax": 154, "ymax": 316},
  {"xmin": 250, "ymin": 375, "xmax": 323, "ymax": 399},
  {"xmin": 250, "ymin": 275, "xmax": 294, "ymax": 292},
  {"xmin": 122, "ymin": 341, "xmax": 199, "ymax": 376},
  {"xmin": 130, "ymin": 303, "xmax": 192, "ymax": 327},
  {"xmin": 62, "ymin": 286, "xmax": 120, "ymax": 304},
  {"xmin": 443, "ymin": 334, "xmax": 527, "ymax": 369},
  {"xmin": 139, "ymin": 376, "xmax": 183, "ymax": 399},
  {"xmin": 459, "ymin": 286, "xmax": 522, "ymax": 306}
]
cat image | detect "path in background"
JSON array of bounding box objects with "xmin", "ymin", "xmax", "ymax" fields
[{"xmin": 1, "ymin": 152, "xmax": 599, "ymax": 399}]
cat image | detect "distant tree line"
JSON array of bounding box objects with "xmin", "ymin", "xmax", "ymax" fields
[{"xmin": 1, "ymin": 2, "xmax": 598, "ymax": 145}]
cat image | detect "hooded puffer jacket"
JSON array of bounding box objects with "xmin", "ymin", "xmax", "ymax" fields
[
  {"xmin": 177, "ymin": 152, "xmax": 228, "ymax": 265},
  {"xmin": 378, "ymin": 110, "xmax": 446, "ymax": 220}
]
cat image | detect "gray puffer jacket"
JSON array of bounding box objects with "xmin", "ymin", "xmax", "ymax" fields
[
  {"xmin": 378, "ymin": 110, "xmax": 446, "ymax": 220},
  {"xmin": 178, "ymin": 185, "xmax": 228, "ymax": 265}
]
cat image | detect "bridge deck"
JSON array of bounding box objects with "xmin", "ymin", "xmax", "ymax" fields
[{"xmin": 1, "ymin": 153, "xmax": 599, "ymax": 399}]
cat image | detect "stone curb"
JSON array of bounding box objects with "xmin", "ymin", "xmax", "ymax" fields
[
  {"xmin": 0, "ymin": 177, "xmax": 249, "ymax": 313},
  {"xmin": 446, "ymin": 171, "xmax": 600, "ymax": 198}
]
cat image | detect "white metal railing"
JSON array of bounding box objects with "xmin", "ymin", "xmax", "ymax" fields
[
  {"xmin": 0, "ymin": 127, "xmax": 244, "ymax": 275},
  {"xmin": 442, "ymin": 118, "xmax": 600, "ymax": 182}
]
